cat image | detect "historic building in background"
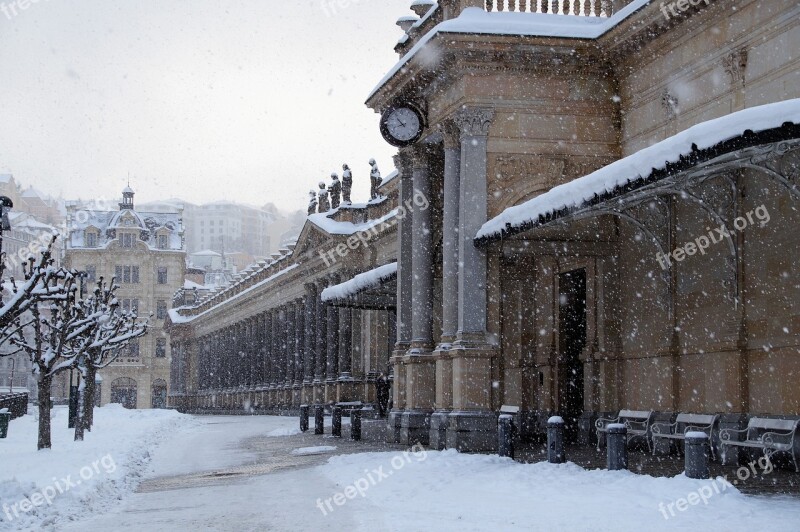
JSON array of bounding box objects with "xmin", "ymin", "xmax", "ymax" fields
[
  {"xmin": 169, "ymin": 0, "xmax": 800, "ymax": 455},
  {"xmin": 64, "ymin": 186, "xmax": 186, "ymax": 409}
]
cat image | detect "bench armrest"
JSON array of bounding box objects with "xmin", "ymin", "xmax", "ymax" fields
[
  {"xmin": 762, "ymin": 430, "xmax": 794, "ymax": 447},
  {"xmin": 625, "ymin": 419, "xmax": 649, "ymax": 431},
  {"xmin": 651, "ymin": 421, "xmax": 677, "ymax": 435},
  {"xmin": 595, "ymin": 416, "xmax": 619, "ymax": 431},
  {"xmin": 719, "ymin": 427, "xmax": 748, "ymax": 442}
]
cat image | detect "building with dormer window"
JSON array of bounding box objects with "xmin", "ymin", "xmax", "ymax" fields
[{"xmin": 63, "ymin": 186, "xmax": 186, "ymax": 409}]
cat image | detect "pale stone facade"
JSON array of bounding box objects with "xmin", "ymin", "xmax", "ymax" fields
[
  {"xmin": 63, "ymin": 188, "xmax": 186, "ymax": 409},
  {"xmin": 170, "ymin": 0, "xmax": 800, "ymax": 455}
]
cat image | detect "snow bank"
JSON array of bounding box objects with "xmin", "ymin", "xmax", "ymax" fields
[
  {"xmin": 292, "ymin": 446, "xmax": 337, "ymax": 456},
  {"xmin": 0, "ymin": 405, "xmax": 191, "ymax": 531},
  {"xmin": 478, "ymin": 98, "xmax": 800, "ymax": 240},
  {"xmin": 320, "ymin": 262, "xmax": 397, "ymax": 302},
  {"xmin": 319, "ymin": 449, "xmax": 800, "ymax": 531}
]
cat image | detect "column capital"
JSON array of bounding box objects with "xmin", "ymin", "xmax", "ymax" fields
[
  {"xmin": 304, "ymin": 282, "xmax": 318, "ymax": 295},
  {"xmin": 410, "ymin": 143, "xmax": 436, "ymax": 169},
  {"xmin": 439, "ymin": 120, "xmax": 461, "ymax": 150},
  {"xmin": 393, "ymin": 149, "xmax": 414, "ymax": 178},
  {"xmin": 453, "ymin": 107, "xmax": 495, "ymax": 138}
]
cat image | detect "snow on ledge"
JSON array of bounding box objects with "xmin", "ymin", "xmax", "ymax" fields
[
  {"xmin": 477, "ymin": 99, "xmax": 800, "ymax": 241},
  {"xmin": 321, "ymin": 262, "xmax": 398, "ymax": 302}
]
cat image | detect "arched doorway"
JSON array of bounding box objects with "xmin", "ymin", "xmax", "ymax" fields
[
  {"xmin": 110, "ymin": 377, "xmax": 137, "ymax": 409},
  {"xmin": 151, "ymin": 379, "xmax": 167, "ymax": 409}
]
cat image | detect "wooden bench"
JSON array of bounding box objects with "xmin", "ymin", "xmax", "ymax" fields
[
  {"xmin": 651, "ymin": 413, "xmax": 719, "ymax": 458},
  {"xmin": 720, "ymin": 417, "xmax": 800, "ymax": 472},
  {"xmin": 595, "ymin": 410, "xmax": 653, "ymax": 451}
]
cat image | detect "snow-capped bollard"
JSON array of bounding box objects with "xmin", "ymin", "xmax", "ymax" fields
[
  {"xmin": 606, "ymin": 423, "xmax": 628, "ymax": 471},
  {"xmin": 547, "ymin": 416, "xmax": 566, "ymax": 464},
  {"xmin": 351, "ymin": 408, "xmax": 362, "ymax": 441},
  {"xmin": 332, "ymin": 406, "xmax": 342, "ymax": 437},
  {"xmin": 685, "ymin": 431, "xmax": 711, "ymax": 479},
  {"xmin": 300, "ymin": 404, "xmax": 309, "ymax": 433},
  {"xmin": 314, "ymin": 404, "xmax": 324, "ymax": 435},
  {"xmin": 498, "ymin": 414, "xmax": 515, "ymax": 459}
]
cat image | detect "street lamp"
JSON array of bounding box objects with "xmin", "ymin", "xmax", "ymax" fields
[
  {"xmin": 8, "ymin": 357, "xmax": 14, "ymax": 393},
  {"xmin": 0, "ymin": 196, "xmax": 13, "ymax": 303}
]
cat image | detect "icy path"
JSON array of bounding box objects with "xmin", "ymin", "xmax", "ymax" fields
[{"xmin": 60, "ymin": 414, "xmax": 371, "ymax": 532}]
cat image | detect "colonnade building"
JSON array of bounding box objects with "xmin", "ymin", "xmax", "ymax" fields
[{"xmin": 169, "ymin": 0, "xmax": 800, "ymax": 451}]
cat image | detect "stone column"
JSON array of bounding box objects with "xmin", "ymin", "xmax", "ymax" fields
[
  {"xmin": 293, "ymin": 299, "xmax": 304, "ymax": 406},
  {"xmin": 285, "ymin": 302, "xmax": 296, "ymax": 387},
  {"xmin": 431, "ymin": 120, "xmax": 460, "ymax": 448},
  {"xmin": 303, "ymin": 286, "xmax": 316, "ymax": 404},
  {"xmin": 314, "ymin": 281, "xmax": 327, "ymax": 404},
  {"xmin": 448, "ymin": 107, "xmax": 498, "ymax": 452},
  {"xmin": 389, "ymin": 150, "xmax": 413, "ymax": 443},
  {"xmin": 338, "ymin": 306, "xmax": 354, "ymax": 401},
  {"xmin": 270, "ymin": 310, "xmax": 280, "ymax": 390},
  {"xmin": 401, "ymin": 144, "xmax": 436, "ymax": 446},
  {"xmin": 325, "ymin": 278, "xmax": 340, "ymax": 403}
]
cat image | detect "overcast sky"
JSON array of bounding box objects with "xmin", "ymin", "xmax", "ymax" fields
[{"xmin": 0, "ymin": 0, "xmax": 411, "ymax": 210}]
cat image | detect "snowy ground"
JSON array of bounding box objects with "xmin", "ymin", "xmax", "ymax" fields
[
  {"xmin": 5, "ymin": 412, "xmax": 800, "ymax": 531},
  {"xmin": 0, "ymin": 404, "xmax": 191, "ymax": 531}
]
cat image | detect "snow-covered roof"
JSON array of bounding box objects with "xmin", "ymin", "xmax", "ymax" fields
[
  {"xmin": 168, "ymin": 264, "xmax": 299, "ymax": 324},
  {"xmin": 192, "ymin": 249, "xmax": 222, "ymax": 257},
  {"xmin": 0, "ymin": 174, "xmax": 13, "ymax": 184},
  {"xmin": 70, "ymin": 208, "xmax": 184, "ymax": 251},
  {"xmin": 321, "ymin": 262, "xmax": 397, "ymax": 302},
  {"xmin": 477, "ymin": 99, "xmax": 800, "ymax": 241},
  {"xmin": 368, "ymin": 2, "xmax": 649, "ymax": 101},
  {"xmin": 308, "ymin": 208, "xmax": 397, "ymax": 236}
]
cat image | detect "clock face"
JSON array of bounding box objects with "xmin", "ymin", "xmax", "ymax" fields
[{"xmin": 380, "ymin": 105, "xmax": 424, "ymax": 147}]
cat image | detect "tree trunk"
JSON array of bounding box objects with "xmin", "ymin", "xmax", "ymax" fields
[
  {"xmin": 84, "ymin": 366, "xmax": 97, "ymax": 432},
  {"xmin": 37, "ymin": 373, "xmax": 53, "ymax": 450},
  {"xmin": 74, "ymin": 367, "xmax": 87, "ymax": 442}
]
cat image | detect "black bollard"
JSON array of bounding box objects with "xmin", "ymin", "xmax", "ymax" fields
[
  {"xmin": 685, "ymin": 432, "xmax": 711, "ymax": 479},
  {"xmin": 300, "ymin": 404, "xmax": 309, "ymax": 433},
  {"xmin": 314, "ymin": 404, "xmax": 325, "ymax": 435},
  {"xmin": 498, "ymin": 414, "xmax": 515, "ymax": 458},
  {"xmin": 547, "ymin": 416, "xmax": 566, "ymax": 464},
  {"xmin": 351, "ymin": 408, "xmax": 362, "ymax": 441},
  {"xmin": 332, "ymin": 406, "xmax": 342, "ymax": 437},
  {"xmin": 607, "ymin": 424, "xmax": 628, "ymax": 471}
]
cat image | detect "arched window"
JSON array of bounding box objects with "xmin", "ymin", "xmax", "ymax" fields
[{"xmin": 110, "ymin": 377, "xmax": 137, "ymax": 409}]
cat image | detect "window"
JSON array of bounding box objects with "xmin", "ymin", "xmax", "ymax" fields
[
  {"xmin": 86, "ymin": 265, "xmax": 96, "ymax": 282},
  {"xmin": 155, "ymin": 338, "xmax": 166, "ymax": 358},
  {"xmin": 115, "ymin": 265, "xmax": 139, "ymax": 284},
  {"xmin": 157, "ymin": 267, "xmax": 168, "ymax": 284},
  {"xmin": 128, "ymin": 340, "xmax": 139, "ymax": 358},
  {"xmin": 120, "ymin": 233, "xmax": 134, "ymax": 248},
  {"xmin": 158, "ymin": 234, "xmax": 168, "ymax": 249},
  {"xmin": 121, "ymin": 299, "xmax": 140, "ymax": 314},
  {"xmin": 85, "ymin": 231, "xmax": 97, "ymax": 247},
  {"xmin": 156, "ymin": 300, "xmax": 167, "ymax": 320}
]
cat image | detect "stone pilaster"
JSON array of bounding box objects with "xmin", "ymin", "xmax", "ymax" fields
[
  {"xmin": 325, "ymin": 275, "xmax": 340, "ymax": 403},
  {"xmin": 447, "ymin": 107, "xmax": 498, "ymax": 452},
  {"xmin": 302, "ymin": 288, "xmax": 315, "ymax": 404},
  {"xmin": 313, "ymin": 280, "xmax": 327, "ymax": 404}
]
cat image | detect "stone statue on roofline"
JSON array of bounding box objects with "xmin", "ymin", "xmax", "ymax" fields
[
  {"xmin": 317, "ymin": 182, "xmax": 330, "ymax": 213},
  {"xmin": 369, "ymin": 158, "xmax": 382, "ymax": 200},
  {"xmin": 307, "ymin": 190, "xmax": 318, "ymax": 215},
  {"xmin": 329, "ymin": 173, "xmax": 341, "ymax": 209},
  {"xmin": 341, "ymin": 163, "xmax": 352, "ymax": 204}
]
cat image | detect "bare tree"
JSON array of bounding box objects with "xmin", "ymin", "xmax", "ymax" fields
[{"xmin": 66, "ymin": 277, "xmax": 148, "ymax": 441}]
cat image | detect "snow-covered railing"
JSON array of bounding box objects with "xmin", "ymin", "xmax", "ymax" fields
[{"xmin": 485, "ymin": 0, "xmax": 613, "ymax": 17}]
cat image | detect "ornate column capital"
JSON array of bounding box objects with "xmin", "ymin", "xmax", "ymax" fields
[
  {"xmin": 439, "ymin": 120, "xmax": 461, "ymax": 150},
  {"xmin": 393, "ymin": 149, "xmax": 414, "ymax": 179},
  {"xmin": 723, "ymin": 47, "xmax": 748, "ymax": 86},
  {"xmin": 453, "ymin": 107, "xmax": 495, "ymax": 139}
]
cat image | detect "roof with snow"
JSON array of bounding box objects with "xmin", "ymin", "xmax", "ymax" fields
[
  {"xmin": 69, "ymin": 207, "xmax": 184, "ymax": 251},
  {"xmin": 321, "ymin": 262, "xmax": 397, "ymax": 310},
  {"xmin": 476, "ymin": 99, "xmax": 800, "ymax": 243},
  {"xmin": 369, "ymin": 2, "xmax": 650, "ymax": 102}
]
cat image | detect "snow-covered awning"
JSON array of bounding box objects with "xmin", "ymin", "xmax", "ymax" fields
[
  {"xmin": 476, "ymin": 99, "xmax": 800, "ymax": 243},
  {"xmin": 321, "ymin": 263, "xmax": 397, "ymax": 309}
]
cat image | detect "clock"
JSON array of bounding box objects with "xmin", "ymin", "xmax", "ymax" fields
[{"xmin": 380, "ymin": 104, "xmax": 425, "ymax": 147}]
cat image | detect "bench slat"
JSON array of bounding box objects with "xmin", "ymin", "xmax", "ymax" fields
[
  {"xmin": 618, "ymin": 410, "xmax": 651, "ymax": 420},
  {"xmin": 675, "ymin": 413, "xmax": 716, "ymax": 425},
  {"xmin": 748, "ymin": 418, "xmax": 799, "ymax": 432}
]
